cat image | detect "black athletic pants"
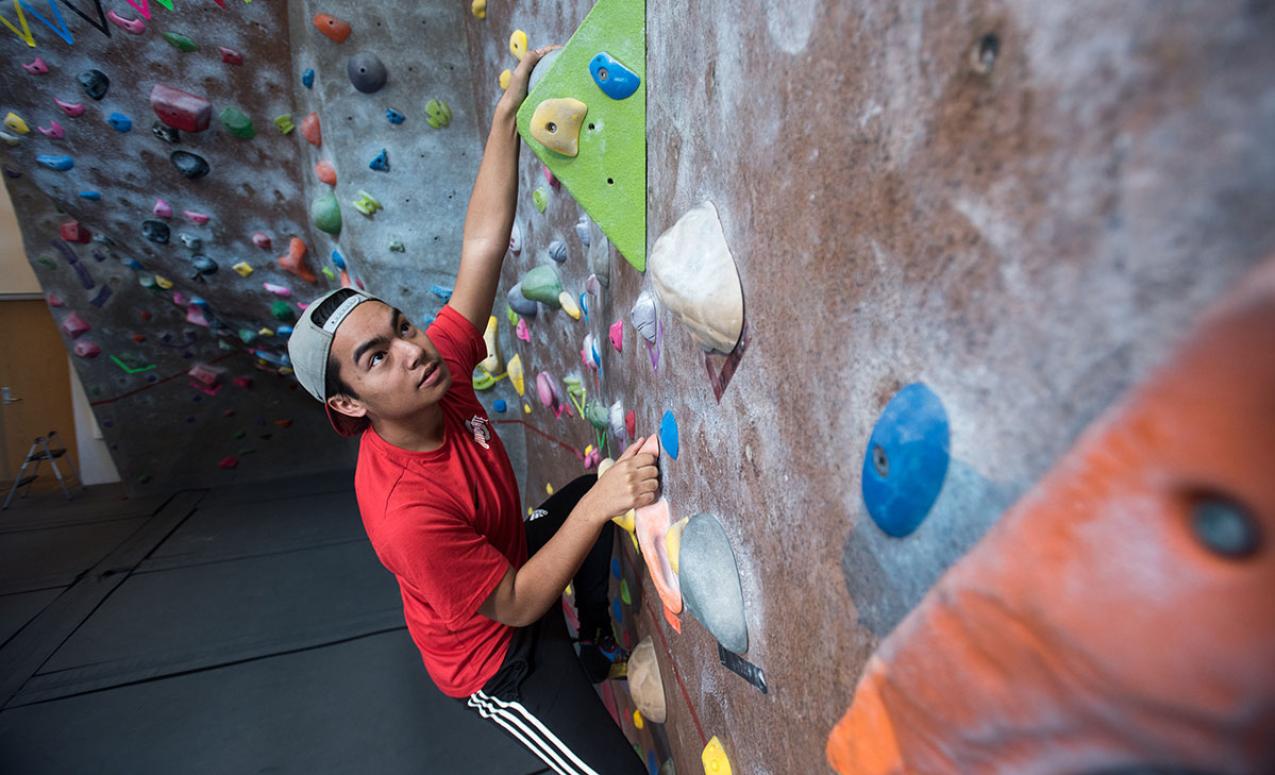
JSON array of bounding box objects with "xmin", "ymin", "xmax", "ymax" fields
[{"xmin": 462, "ymin": 474, "xmax": 645, "ymax": 775}]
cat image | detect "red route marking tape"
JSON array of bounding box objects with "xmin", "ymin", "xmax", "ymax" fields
[{"xmin": 492, "ymin": 418, "xmax": 586, "ymax": 461}]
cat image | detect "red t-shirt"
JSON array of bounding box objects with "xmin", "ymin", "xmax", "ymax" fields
[{"xmin": 354, "ymin": 303, "xmax": 526, "ymax": 698}]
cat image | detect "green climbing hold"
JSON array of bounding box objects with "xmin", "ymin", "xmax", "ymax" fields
[
  {"xmin": 532, "ymin": 187, "xmax": 548, "ymax": 213},
  {"xmin": 219, "ymin": 106, "xmax": 255, "ymax": 139},
  {"xmin": 311, "ymin": 191, "xmax": 342, "ymax": 235},
  {"xmin": 270, "ymin": 300, "xmax": 296, "ymax": 322},
  {"xmin": 425, "ymin": 98, "xmax": 452, "ymax": 129},
  {"xmin": 238, "ymin": 328, "xmax": 258, "ymax": 344},
  {"xmin": 321, "ymin": 266, "xmax": 336, "ymax": 281},
  {"xmin": 274, "ymin": 114, "xmax": 295, "ymax": 134},
  {"xmin": 505, "ymin": 305, "xmax": 518, "ymax": 327},
  {"xmin": 352, "ymin": 191, "xmax": 382, "ymax": 216},
  {"xmin": 37, "ymin": 257, "xmax": 56, "ymax": 269},
  {"xmin": 585, "ymin": 400, "xmax": 610, "ymax": 430},
  {"xmin": 620, "ymin": 578, "xmax": 631, "ymax": 605},
  {"xmin": 388, "ymin": 240, "xmax": 405, "ymax": 252},
  {"xmin": 162, "ymin": 31, "xmax": 199, "ymax": 52},
  {"xmin": 520, "ymin": 265, "xmax": 563, "ymax": 307},
  {"xmin": 234, "ymin": 430, "xmax": 246, "ymax": 440}
]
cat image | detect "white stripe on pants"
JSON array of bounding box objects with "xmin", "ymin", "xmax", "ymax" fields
[{"xmin": 467, "ymin": 689, "xmax": 601, "ymax": 775}]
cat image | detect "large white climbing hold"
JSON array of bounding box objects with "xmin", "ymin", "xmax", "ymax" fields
[
  {"xmin": 648, "ymin": 201, "xmax": 744, "ymax": 354},
  {"xmin": 627, "ymin": 637, "xmax": 667, "ymax": 723}
]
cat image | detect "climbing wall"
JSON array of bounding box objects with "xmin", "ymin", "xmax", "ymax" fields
[
  {"xmin": 466, "ymin": 1, "xmax": 1275, "ymax": 773},
  {"xmin": 0, "ymin": 1, "xmax": 525, "ymax": 493}
]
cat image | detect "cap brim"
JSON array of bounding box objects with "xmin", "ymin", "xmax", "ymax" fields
[{"xmin": 325, "ymin": 401, "xmax": 368, "ymax": 438}]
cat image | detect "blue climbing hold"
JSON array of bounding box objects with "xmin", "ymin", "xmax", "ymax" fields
[
  {"xmin": 79, "ymin": 190, "xmax": 101, "ymax": 200},
  {"xmin": 861, "ymin": 382, "xmax": 951, "ymax": 538},
  {"xmin": 276, "ymin": 324, "xmax": 293, "ymax": 336},
  {"xmin": 611, "ymin": 557, "xmax": 621, "ymax": 578},
  {"xmin": 36, "ymin": 154, "xmax": 74, "ymax": 171},
  {"xmin": 580, "ymin": 291, "xmax": 590, "ymax": 323},
  {"xmin": 369, "ymin": 148, "xmax": 389, "ymax": 172},
  {"xmin": 612, "ymin": 597, "xmax": 624, "ymax": 625},
  {"xmin": 660, "ymin": 410, "xmax": 679, "ymax": 460},
  {"xmin": 330, "ymin": 249, "xmax": 347, "ymax": 270},
  {"xmin": 107, "ymin": 112, "xmax": 132, "ymax": 132},
  {"xmin": 385, "ymin": 107, "xmax": 405, "ymax": 125},
  {"xmin": 302, "ymin": 68, "xmax": 315, "ymax": 89},
  {"xmin": 493, "ymin": 399, "xmax": 507, "ymax": 413},
  {"xmin": 430, "ymin": 284, "xmax": 453, "ymax": 302},
  {"xmin": 589, "ymin": 51, "xmax": 641, "ymax": 100},
  {"xmin": 124, "ymin": 258, "xmax": 142, "ymax": 269}
]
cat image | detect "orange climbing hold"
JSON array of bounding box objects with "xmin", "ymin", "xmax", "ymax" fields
[
  {"xmin": 313, "ymin": 13, "xmax": 351, "ymax": 43},
  {"xmin": 278, "ymin": 237, "xmax": 316, "ymax": 284},
  {"xmin": 825, "ymin": 254, "xmax": 1275, "ymax": 774},
  {"xmin": 315, "ymin": 160, "xmax": 336, "ymax": 186},
  {"xmin": 300, "ymin": 112, "xmax": 321, "ymax": 147}
]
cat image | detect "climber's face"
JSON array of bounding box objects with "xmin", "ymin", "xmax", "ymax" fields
[{"xmin": 325, "ymin": 300, "xmax": 451, "ymax": 422}]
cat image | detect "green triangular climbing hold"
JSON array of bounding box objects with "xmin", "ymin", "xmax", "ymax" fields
[{"xmin": 516, "ymin": 0, "xmax": 646, "ymax": 272}]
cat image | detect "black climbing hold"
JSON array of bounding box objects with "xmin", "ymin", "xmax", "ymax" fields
[
  {"xmin": 142, "ymin": 219, "xmax": 170, "ymax": 244},
  {"xmin": 192, "ymin": 255, "xmax": 218, "ymax": 275},
  {"xmin": 151, "ymin": 120, "xmax": 180, "ymax": 144},
  {"xmin": 1192, "ymin": 495, "xmax": 1261, "ymax": 559},
  {"xmin": 171, "ymin": 150, "xmax": 209, "ymax": 179},
  {"xmin": 77, "ymin": 69, "xmax": 109, "ymax": 100},
  {"xmin": 347, "ymin": 51, "xmax": 388, "ymax": 94}
]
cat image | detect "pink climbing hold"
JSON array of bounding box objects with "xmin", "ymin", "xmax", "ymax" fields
[
  {"xmin": 516, "ymin": 318, "xmax": 531, "ymax": 342},
  {"xmin": 106, "ymin": 10, "xmax": 145, "ymax": 34},
  {"xmin": 542, "ymin": 165, "xmax": 560, "ymax": 190},
  {"xmin": 172, "ymin": 291, "xmax": 189, "ymax": 306},
  {"xmin": 252, "ymin": 232, "xmax": 272, "ymax": 250},
  {"xmin": 47, "ymin": 292, "xmax": 64, "ymax": 307},
  {"xmin": 150, "ymin": 83, "xmax": 212, "ymax": 133},
  {"xmin": 315, "ymin": 160, "xmax": 337, "ymax": 186},
  {"xmin": 73, "ymin": 340, "xmax": 101, "ymax": 358},
  {"xmin": 233, "ymin": 375, "xmax": 253, "ymax": 389},
  {"xmin": 186, "ymin": 305, "xmax": 210, "ymax": 327},
  {"xmin": 37, "ymin": 120, "xmax": 64, "ymax": 139},
  {"xmin": 61, "ymin": 312, "xmax": 90, "ymax": 338},
  {"xmin": 60, "ymin": 220, "xmax": 90, "ymax": 243},
  {"xmin": 355, "ymin": 277, "xmax": 366, "ymax": 290},
  {"xmin": 54, "ymin": 98, "xmax": 85, "ymax": 117},
  {"xmin": 217, "ymin": 455, "xmax": 239, "ymax": 470},
  {"xmin": 609, "ymin": 320, "xmax": 623, "ymax": 353},
  {"xmin": 22, "ymin": 57, "xmax": 48, "ymax": 75},
  {"xmin": 263, "ymin": 282, "xmax": 291, "ymax": 297},
  {"xmin": 536, "ymin": 372, "xmax": 558, "ymax": 412},
  {"xmin": 153, "ymin": 199, "xmax": 173, "ymax": 218},
  {"xmin": 183, "ymin": 210, "xmax": 211, "ymax": 225},
  {"xmin": 582, "ymin": 447, "xmax": 602, "ymax": 470},
  {"xmin": 300, "ymin": 112, "xmax": 321, "ymax": 147},
  {"xmin": 219, "ymin": 47, "xmax": 244, "ymax": 65}
]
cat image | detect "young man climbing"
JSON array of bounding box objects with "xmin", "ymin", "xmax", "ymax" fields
[{"xmin": 286, "ymin": 47, "xmax": 654, "ymax": 775}]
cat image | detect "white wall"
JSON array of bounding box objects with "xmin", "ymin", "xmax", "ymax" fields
[{"xmin": 68, "ymin": 355, "xmax": 120, "ymax": 486}]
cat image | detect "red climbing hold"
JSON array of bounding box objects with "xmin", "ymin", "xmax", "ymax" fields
[
  {"xmin": 315, "ymin": 160, "xmax": 337, "ymax": 186},
  {"xmin": 60, "ymin": 220, "xmax": 91, "ymax": 244},
  {"xmin": 218, "ymin": 47, "xmax": 243, "ymax": 66},
  {"xmin": 132, "ymin": 333, "xmax": 146, "ymax": 343},
  {"xmin": 278, "ymin": 237, "xmax": 317, "ymax": 284},
  {"xmin": 273, "ymin": 418, "xmax": 293, "ymax": 429},
  {"xmin": 61, "ymin": 312, "xmax": 90, "ymax": 338},
  {"xmin": 252, "ymin": 232, "xmax": 272, "ymax": 250},
  {"xmin": 300, "ymin": 112, "xmax": 321, "ymax": 147},
  {"xmin": 313, "ymin": 13, "xmax": 351, "ymax": 43},
  {"xmin": 150, "ymin": 83, "xmax": 211, "ymax": 133},
  {"xmin": 233, "ymin": 375, "xmax": 253, "ymax": 389},
  {"xmin": 217, "ymin": 455, "xmax": 239, "ymax": 470},
  {"xmin": 625, "ymin": 410, "xmax": 636, "ymax": 441}
]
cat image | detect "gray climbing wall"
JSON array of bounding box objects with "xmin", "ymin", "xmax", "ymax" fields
[
  {"xmin": 466, "ymin": 1, "xmax": 1275, "ymax": 773},
  {"xmin": 0, "ymin": 1, "xmax": 525, "ymax": 494}
]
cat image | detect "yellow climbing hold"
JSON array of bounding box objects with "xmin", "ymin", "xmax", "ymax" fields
[
  {"xmin": 523, "ymin": 402, "xmax": 532, "ymax": 414},
  {"xmin": 154, "ymin": 274, "xmax": 173, "ymax": 290},
  {"xmin": 633, "ymin": 709, "xmax": 645, "ymax": 730},
  {"xmin": 258, "ymin": 327, "xmax": 274, "ymax": 337},
  {"xmin": 559, "ymin": 291, "xmax": 581, "ymax": 320},
  {"xmin": 470, "ymin": 0, "xmax": 486, "ymax": 19},
  {"xmin": 666, "ymin": 516, "xmax": 689, "ymax": 575},
  {"xmin": 546, "ymin": 482, "xmax": 555, "ymax": 495},
  {"xmin": 509, "ymin": 29, "xmax": 527, "ymax": 60},
  {"xmin": 499, "ymin": 69, "xmax": 512, "ymax": 90},
  {"xmin": 3, "ymin": 112, "xmax": 29, "ymax": 135},
  {"xmin": 479, "ymin": 315, "xmax": 502, "ymax": 374},
  {"xmin": 702, "ymin": 736, "xmax": 732, "ymax": 775},
  {"xmin": 613, "ymin": 508, "xmax": 637, "ymax": 539},
  {"xmin": 232, "ymin": 261, "xmax": 254, "ymax": 277},
  {"xmin": 507, "ymin": 353, "xmax": 525, "ymax": 396},
  {"xmin": 530, "ymin": 98, "xmax": 587, "ymax": 158},
  {"xmin": 565, "ymin": 582, "xmax": 573, "ymax": 597},
  {"xmin": 273, "ymin": 114, "xmax": 295, "ymax": 134}
]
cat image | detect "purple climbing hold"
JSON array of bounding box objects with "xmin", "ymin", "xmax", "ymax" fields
[
  {"xmin": 90, "ymin": 285, "xmax": 112, "ymax": 308},
  {"xmin": 347, "ymin": 51, "xmax": 388, "ymax": 93},
  {"xmin": 74, "ymin": 261, "xmax": 94, "ymax": 289}
]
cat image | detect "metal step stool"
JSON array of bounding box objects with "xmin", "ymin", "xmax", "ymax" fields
[{"xmin": 3, "ymin": 430, "xmax": 81, "ymax": 509}]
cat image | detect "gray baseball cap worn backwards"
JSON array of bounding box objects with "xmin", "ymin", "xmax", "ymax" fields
[{"xmin": 287, "ymin": 287, "xmax": 384, "ymax": 437}]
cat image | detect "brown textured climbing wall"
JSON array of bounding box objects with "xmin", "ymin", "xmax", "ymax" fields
[{"xmin": 468, "ymin": 1, "xmax": 1275, "ymax": 773}]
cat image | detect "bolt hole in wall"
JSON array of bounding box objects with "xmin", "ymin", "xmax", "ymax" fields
[{"xmin": 971, "ymin": 32, "xmax": 1000, "ymax": 74}]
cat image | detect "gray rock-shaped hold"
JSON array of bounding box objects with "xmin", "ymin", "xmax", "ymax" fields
[
  {"xmin": 347, "ymin": 52, "xmax": 388, "ymax": 94},
  {"xmin": 679, "ymin": 513, "xmax": 748, "ymax": 654},
  {"xmin": 178, "ymin": 233, "xmax": 202, "ymax": 251},
  {"xmin": 507, "ymin": 283, "xmax": 538, "ymax": 317},
  {"xmin": 630, "ymin": 290, "xmax": 658, "ymax": 342},
  {"xmin": 171, "ymin": 150, "xmax": 209, "ymax": 179},
  {"xmin": 77, "ymin": 69, "xmax": 109, "ymax": 100},
  {"xmin": 142, "ymin": 220, "xmax": 170, "ymax": 244},
  {"xmin": 547, "ymin": 239, "xmax": 567, "ymax": 263}
]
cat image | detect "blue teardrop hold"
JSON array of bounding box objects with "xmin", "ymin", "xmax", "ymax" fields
[
  {"xmin": 369, "ymin": 148, "xmax": 389, "ymax": 172},
  {"xmin": 660, "ymin": 410, "xmax": 679, "ymax": 460},
  {"xmin": 301, "ymin": 68, "xmax": 315, "ymax": 89},
  {"xmin": 589, "ymin": 51, "xmax": 640, "ymax": 100},
  {"xmin": 861, "ymin": 382, "xmax": 951, "ymax": 537},
  {"xmin": 493, "ymin": 399, "xmax": 507, "ymax": 413},
  {"xmin": 330, "ymin": 249, "xmax": 347, "ymax": 270},
  {"xmin": 36, "ymin": 154, "xmax": 75, "ymax": 171},
  {"xmin": 107, "ymin": 112, "xmax": 132, "ymax": 132},
  {"xmin": 386, "ymin": 108, "xmax": 405, "ymax": 125},
  {"xmin": 79, "ymin": 190, "xmax": 102, "ymax": 200}
]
